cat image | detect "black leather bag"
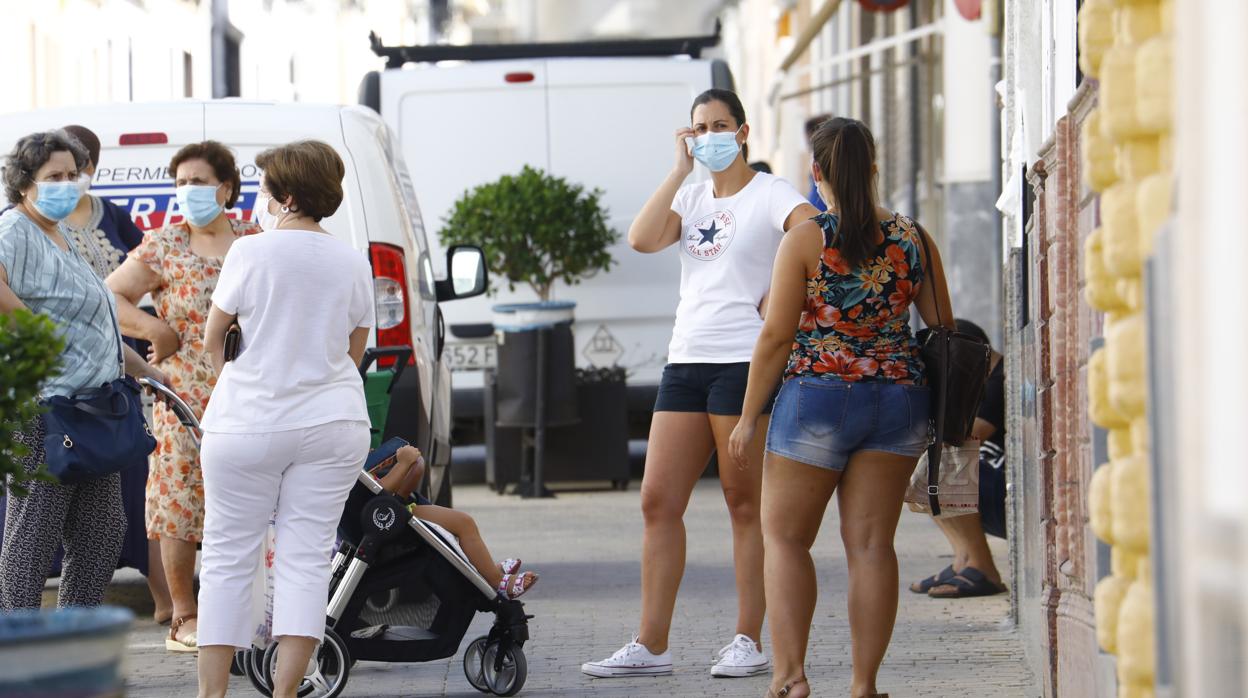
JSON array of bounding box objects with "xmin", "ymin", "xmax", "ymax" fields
[{"xmin": 915, "ymin": 225, "xmax": 992, "ymax": 515}]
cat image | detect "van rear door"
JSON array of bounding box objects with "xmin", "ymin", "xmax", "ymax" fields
[
  {"xmin": 544, "ymin": 58, "xmax": 712, "ymax": 386},
  {"xmin": 383, "ymin": 60, "xmax": 549, "ymax": 267}
]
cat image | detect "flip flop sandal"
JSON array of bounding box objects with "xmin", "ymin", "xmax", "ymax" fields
[
  {"xmin": 767, "ymin": 676, "xmax": 807, "ymax": 697},
  {"xmin": 928, "ymin": 567, "xmax": 1007, "ymax": 598},
  {"xmin": 910, "ymin": 565, "xmax": 956, "ymax": 594},
  {"xmin": 499, "ymin": 558, "xmax": 522, "ymax": 576},
  {"xmin": 166, "ymin": 613, "xmax": 199, "ymax": 652},
  {"xmin": 497, "ymin": 571, "xmax": 539, "ymax": 599}
]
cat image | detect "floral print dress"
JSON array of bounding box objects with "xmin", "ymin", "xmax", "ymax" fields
[
  {"xmin": 133, "ymin": 218, "xmax": 261, "ymax": 542},
  {"xmin": 785, "ymin": 212, "xmax": 926, "ymax": 384}
]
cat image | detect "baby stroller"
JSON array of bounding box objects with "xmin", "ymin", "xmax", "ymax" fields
[{"xmin": 140, "ymin": 348, "xmax": 533, "ymax": 698}]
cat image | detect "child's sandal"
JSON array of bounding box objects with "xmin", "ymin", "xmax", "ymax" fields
[
  {"xmin": 499, "ymin": 558, "xmax": 521, "ymax": 576},
  {"xmin": 497, "ymin": 571, "xmax": 538, "ymax": 599}
]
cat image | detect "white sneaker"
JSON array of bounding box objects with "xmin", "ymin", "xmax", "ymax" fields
[
  {"xmin": 711, "ymin": 634, "xmax": 771, "ymax": 677},
  {"xmin": 581, "ymin": 638, "xmax": 673, "ymax": 677}
]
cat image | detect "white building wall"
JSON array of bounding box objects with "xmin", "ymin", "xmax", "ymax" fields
[
  {"xmin": 0, "ymin": 0, "xmax": 426, "ymax": 116},
  {"xmin": 942, "ymin": 0, "xmax": 993, "ymax": 183}
]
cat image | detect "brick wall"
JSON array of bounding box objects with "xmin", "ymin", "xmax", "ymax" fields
[{"xmin": 1023, "ymin": 81, "xmax": 1103, "ymax": 698}]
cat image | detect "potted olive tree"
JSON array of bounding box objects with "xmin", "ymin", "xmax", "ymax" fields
[
  {"xmin": 441, "ymin": 166, "xmax": 624, "ymax": 490},
  {"xmin": 0, "ymin": 310, "xmax": 133, "ymax": 696}
]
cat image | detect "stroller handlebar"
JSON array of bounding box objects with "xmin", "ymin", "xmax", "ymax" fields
[{"xmin": 138, "ymin": 377, "xmax": 203, "ymax": 445}]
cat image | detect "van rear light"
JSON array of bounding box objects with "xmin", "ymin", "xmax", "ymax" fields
[
  {"xmin": 118, "ymin": 133, "xmax": 169, "ymax": 146},
  {"xmin": 504, "ymin": 72, "xmax": 535, "ymax": 83},
  {"xmin": 369, "ymin": 243, "xmax": 414, "ymax": 368}
]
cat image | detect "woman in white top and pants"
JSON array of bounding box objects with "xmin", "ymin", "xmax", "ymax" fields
[{"xmin": 194, "ymin": 141, "xmax": 375, "ymax": 698}]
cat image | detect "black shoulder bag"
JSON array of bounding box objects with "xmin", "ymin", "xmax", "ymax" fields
[{"xmin": 915, "ymin": 224, "xmax": 992, "ymax": 515}]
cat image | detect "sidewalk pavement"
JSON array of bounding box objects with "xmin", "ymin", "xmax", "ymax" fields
[{"xmin": 100, "ymin": 480, "xmax": 1037, "ymax": 697}]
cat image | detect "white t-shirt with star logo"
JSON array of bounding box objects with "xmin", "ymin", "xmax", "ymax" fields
[{"xmin": 667, "ymin": 172, "xmax": 808, "ymax": 363}]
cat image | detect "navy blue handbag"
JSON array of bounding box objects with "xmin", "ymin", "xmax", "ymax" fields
[
  {"xmin": 41, "ymin": 375, "xmax": 157, "ymax": 485},
  {"xmin": 40, "ymin": 302, "xmax": 157, "ymax": 484}
]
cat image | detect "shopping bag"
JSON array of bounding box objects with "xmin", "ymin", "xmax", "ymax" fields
[
  {"xmin": 249, "ymin": 517, "xmax": 277, "ymax": 649},
  {"xmin": 904, "ymin": 439, "xmax": 981, "ymax": 518}
]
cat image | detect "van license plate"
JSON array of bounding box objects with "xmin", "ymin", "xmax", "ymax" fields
[{"xmin": 446, "ymin": 341, "xmax": 497, "ymax": 371}]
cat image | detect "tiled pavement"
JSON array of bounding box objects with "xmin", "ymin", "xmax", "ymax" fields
[{"xmin": 99, "ymin": 481, "xmax": 1037, "ymax": 697}]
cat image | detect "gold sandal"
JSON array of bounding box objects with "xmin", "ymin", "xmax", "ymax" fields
[{"xmin": 166, "ymin": 613, "xmax": 199, "ymax": 653}]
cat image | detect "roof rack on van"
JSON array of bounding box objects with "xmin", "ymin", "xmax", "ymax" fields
[{"xmin": 368, "ymin": 22, "xmax": 721, "ymax": 69}]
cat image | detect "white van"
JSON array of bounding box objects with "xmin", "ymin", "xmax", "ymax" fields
[
  {"xmin": 0, "ymin": 101, "xmax": 485, "ymax": 506},
  {"xmin": 360, "ymin": 33, "xmax": 734, "ymax": 435}
]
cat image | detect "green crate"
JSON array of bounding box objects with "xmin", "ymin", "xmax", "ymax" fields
[{"xmin": 364, "ymin": 370, "xmax": 395, "ymax": 449}]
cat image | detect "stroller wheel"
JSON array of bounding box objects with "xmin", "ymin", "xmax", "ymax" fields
[
  {"xmin": 482, "ymin": 642, "xmax": 527, "ymax": 696},
  {"xmin": 262, "ymin": 627, "xmax": 351, "ymax": 698},
  {"xmin": 242, "ymin": 647, "xmax": 273, "ymax": 697},
  {"xmin": 463, "ymin": 636, "xmax": 490, "ymax": 692}
]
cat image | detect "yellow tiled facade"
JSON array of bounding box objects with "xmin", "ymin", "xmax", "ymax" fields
[{"xmin": 1079, "ymin": 0, "xmax": 1174, "ymax": 695}]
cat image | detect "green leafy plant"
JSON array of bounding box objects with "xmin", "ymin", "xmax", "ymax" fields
[
  {"xmin": 440, "ymin": 165, "xmax": 618, "ymax": 301},
  {"xmin": 0, "ymin": 309, "xmax": 64, "ymax": 497}
]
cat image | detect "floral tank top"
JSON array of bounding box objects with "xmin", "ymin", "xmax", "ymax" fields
[{"xmin": 784, "ymin": 212, "xmax": 926, "ymax": 384}]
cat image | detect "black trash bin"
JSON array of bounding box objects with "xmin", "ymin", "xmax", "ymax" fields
[{"xmin": 492, "ymin": 302, "xmax": 579, "ymax": 428}]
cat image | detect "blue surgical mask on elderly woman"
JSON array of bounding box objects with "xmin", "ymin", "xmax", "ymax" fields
[
  {"xmin": 176, "ymin": 184, "xmax": 224, "ymax": 227},
  {"xmin": 690, "ymin": 126, "xmax": 743, "ymax": 173},
  {"xmin": 29, "ymin": 181, "xmax": 83, "ymax": 222}
]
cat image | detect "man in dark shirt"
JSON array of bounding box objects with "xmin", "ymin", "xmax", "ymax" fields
[
  {"xmin": 803, "ymin": 114, "xmax": 830, "ymax": 211},
  {"xmin": 910, "ymin": 319, "xmax": 1008, "ymax": 598}
]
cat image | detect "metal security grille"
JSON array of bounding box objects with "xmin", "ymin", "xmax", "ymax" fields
[{"xmin": 781, "ymin": 1, "xmax": 944, "ymax": 223}]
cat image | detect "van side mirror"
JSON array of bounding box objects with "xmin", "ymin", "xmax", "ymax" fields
[{"xmin": 436, "ymin": 245, "xmax": 488, "ymax": 302}]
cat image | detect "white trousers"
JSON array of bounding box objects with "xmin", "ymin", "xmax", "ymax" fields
[{"xmin": 197, "ymin": 420, "xmax": 370, "ymax": 648}]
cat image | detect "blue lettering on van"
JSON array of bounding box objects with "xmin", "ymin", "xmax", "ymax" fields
[{"xmin": 97, "ymin": 181, "xmax": 261, "ymax": 231}]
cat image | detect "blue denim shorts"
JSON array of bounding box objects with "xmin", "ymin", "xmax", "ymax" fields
[{"xmin": 765, "ymin": 376, "xmax": 932, "ymax": 471}]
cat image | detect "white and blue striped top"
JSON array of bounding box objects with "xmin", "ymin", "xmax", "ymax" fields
[{"xmin": 0, "ymin": 208, "xmax": 123, "ymax": 398}]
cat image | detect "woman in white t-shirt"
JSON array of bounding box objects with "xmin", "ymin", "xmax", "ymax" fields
[
  {"xmin": 194, "ymin": 141, "xmax": 375, "ymax": 698},
  {"xmin": 582, "ymin": 89, "xmax": 818, "ymax": 680}
]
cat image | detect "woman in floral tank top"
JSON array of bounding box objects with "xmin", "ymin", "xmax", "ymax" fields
[{"xmin": 728, "ymin": 118, "xmax": 954, "ymax": 698}]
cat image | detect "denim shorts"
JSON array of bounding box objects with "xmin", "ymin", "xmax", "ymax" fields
[
  {"xmin": 765, "ymin": 376, "xmax": 931, "ymax": 471},
  {"xmin": 653, "ymin": 363, "xmax": 775, "ymax": 416}
]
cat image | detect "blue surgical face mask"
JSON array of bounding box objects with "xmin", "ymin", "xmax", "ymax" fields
[
  {"xmin": 690, "ymin": 126, "xmax": 743, "ymax": 173},
  {"xmin": 176, "ymin": 184, "xmax": 224, "ymax": 227},
  {"xmin": 29, "ymin": 181, "xmax": 83, "ymax": 222}
]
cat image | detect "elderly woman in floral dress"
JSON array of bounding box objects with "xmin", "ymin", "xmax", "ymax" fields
[{"xmin": 107, "ymin": 141, "xmax": 260, "ymax": 653}]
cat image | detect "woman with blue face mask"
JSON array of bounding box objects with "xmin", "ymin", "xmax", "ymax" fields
[
  {"xmin": 582, "ymin": 89, "xmax": 819, "ymax": 682},
  {"xmin": 0, "ymin": 131, "xmax": 169, "ymax": 611},
  {"xmin": 106, "ymin": 141, "xmax": 261, "ymax": 653}
]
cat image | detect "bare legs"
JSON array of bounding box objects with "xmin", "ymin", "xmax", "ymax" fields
[
  {"xmin": 410, "ymin": 505, "xmax": 503, "ymax": 588},
  {"xmin": 710, "ymin": 414, "xmax": 768, "ymax": 647},
  {"xmin": 162, "ymin": 536, "xmax": 199, "ymax": 641},
  {"xmin": 637, "ymin": 412, "xmax": 715, "ymax": 654},
  {"xmin": 196, "ymin": 645, "xmax": 233, "ymax": 698},
  {"xmin": 636, "ymin": 411, "xmax": 766, "ymax": 654},
  {"xmin": 146, "ymin": 538, "xmax": 173, "ymax": 623},
  {"xmin": 271, "ymin": 636, "xmax": 318, "ymax": 698},
  {"xmin": 761, "ymin": 455, "xmax": 839, "ymax": 698},
  {"xmin": 928, "ymin": 514, "xmax": 1004, "ymax": 593},
  {"xmin": 763, "ymin": 450, "xmax": 917, "ymax": 698},
  {"xmin": 837, "ymin": 451, "xmax": 916, "ymax": 697}
]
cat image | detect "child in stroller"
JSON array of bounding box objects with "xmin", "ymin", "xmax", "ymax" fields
[{"xmin": 370, "ymin": 443, "xmax": 539, "ymax": 600}]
